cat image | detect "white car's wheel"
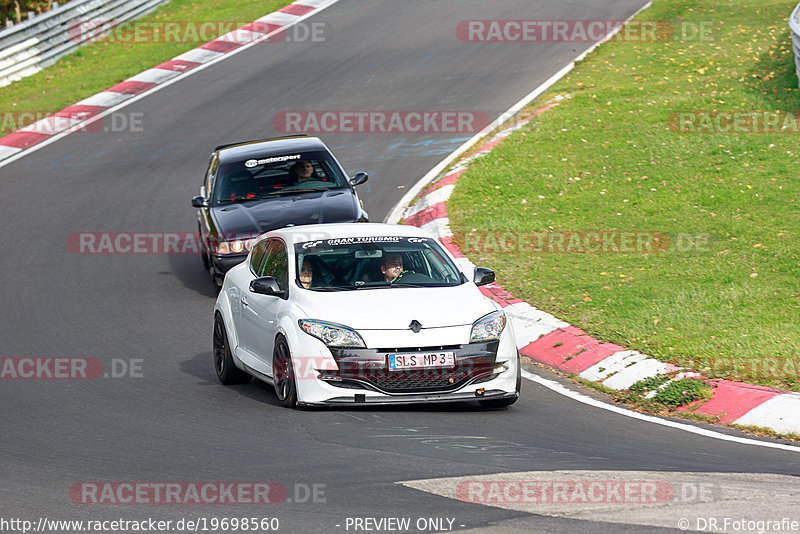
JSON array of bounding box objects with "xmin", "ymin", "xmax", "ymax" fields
[
  {"xmin": 213, "ymin": 314, "xmax": 250, "ymax": 384},
  {"xmin": 273, "ymin": 335, "xmax": 298, "ymax": 408}
]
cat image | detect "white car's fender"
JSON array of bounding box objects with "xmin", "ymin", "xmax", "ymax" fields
[
  {"xmin": 214, "ymin": 278, "xmax": 244, "ymax": 367},
  {"xmin": 274, "ymin": 310, "xmax": 338, "ymax": 401}
]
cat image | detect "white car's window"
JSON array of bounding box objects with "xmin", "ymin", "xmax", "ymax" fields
[
  {"xmin": 295, "ymin": 236, "xmax": 463, "ymax": 291},
  {"xmin": 250, "ymin": 240, "xmax": 270, "ymax": 274},
  {"xmin": 259, "ymin": 240, "xmax": 288, "ymax": 288}
]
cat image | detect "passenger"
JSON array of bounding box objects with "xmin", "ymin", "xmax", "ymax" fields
[
  {"xmin": 299, "ymin": 260, "xmax": 316, "ymax": 289},
  {"xmin": 381, "ymin": 253, "xmax": 405, "ymax": 283}
]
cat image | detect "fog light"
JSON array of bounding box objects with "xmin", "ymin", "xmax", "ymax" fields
[
  {"xmin": 492, "ymin": 362, "xmax": 509, "ymax": 374},
  {"xmin": 317, "ymin": 372, "xmax": 341, "ymax": 382},
  {"xmin": 476, "ymin": 388, "xmax": 485, "ymax": 397}
]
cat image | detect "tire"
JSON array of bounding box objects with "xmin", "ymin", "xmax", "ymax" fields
[
  {"xmin": 213, "ymin": 314, "xmax": 250, "ymax": 384},
  {"xmin": 211, "ymin": 272, "xmax": 222, "ymax": 294},
  {"xmin": 199, "ymin": 225, "xmax": 210, "ymax": 270},
  {"xmin": 272, "ymin": 336, "xmax": 298, "ymax": 408}
]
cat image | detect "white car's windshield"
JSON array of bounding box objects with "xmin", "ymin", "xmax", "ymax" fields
[{"xmin": 295, "ymin": 236, "xmax": 464, "ymax": 290}]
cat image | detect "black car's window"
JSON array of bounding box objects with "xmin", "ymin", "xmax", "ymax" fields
[
  {"xmin": 250, "ymin": 240, "xmax": 269, "ymax": 275},
  {"xmin": 204, "ymin": 154, "xmax": 217, "ymax": 199},
  {"xmin": 213, "ymin": 150, "xmax": 348, "ymax": 205},
  {"xmin": 295, "ymin": 237, "xmax": 463, "ymax": 291},
  {"xmin": 258, "ymin": 240, "xmax": 288, "ymax": 289}
]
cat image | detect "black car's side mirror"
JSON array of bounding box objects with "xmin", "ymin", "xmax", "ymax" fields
[
  {"xmin": 349, "ymin": 172, "xmax": 369, "ymax": 187},
  {"xmin": 191, "ymin": 196, "xmax": 208, "ymax": 208},
  {"xmin": 473, "ymin": 267, "xmax": 495, "ymax": 287},
  {"xmin": 250, "ymin": 277, "xmax": 286, "ymax": 298}
]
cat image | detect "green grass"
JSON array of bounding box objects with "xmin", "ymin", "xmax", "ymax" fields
[
  {"xmin": 449, "ymin": 0, "xmax": 800, "ymax": 391},
  {"xmin": 0, "ymin": 0, "xmax": 292, "ymax": 136}
]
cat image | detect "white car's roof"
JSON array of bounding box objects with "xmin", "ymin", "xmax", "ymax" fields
[{"xmin": 258, "ymin": 223, "xmax": 433, "ymax": 246}]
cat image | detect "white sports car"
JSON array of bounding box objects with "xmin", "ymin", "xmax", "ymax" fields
[{"xmin": 212, "ymin": 223, "xmax": 520, "ymax": 407}]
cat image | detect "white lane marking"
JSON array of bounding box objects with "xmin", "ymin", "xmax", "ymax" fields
[
  {"xmin": 419, "ymin": 217, "xmax": 452, "ymax": 239},
  {"xmin": 579, "ymin": 350, "xmax": 647, "ymax": 382},
  {"xmin": 504, "ymin": 302, "xmax": 568, "ymax": 348},
  {"xmin": 602, "ymin": 358, "xmax": 668, "ymax": 390},
  {"xmin": 522, "ymin": 369, "xmax": 800, "ymax": 453},
  {"xmin": 173, "ymin": 48, "xmax": 224, "ymax": 64},
  {"xmin": 0, "ymin": 146, "xmax": 22, "ymax": 158},
  {"xmin": 256, "ymin": 12, "xmax": 300, "ymax": 25},
  {"xmin": 74, "ymin": 91, "xmax": 132, "ymax": 108},
  {"xmin": 128, "ymin": 68, "xmax": 182, "ymax": 85},
  {"xmin": 0, "ymin": 0, "xmax": 343, "ymax": 170},
  {"xmin": 734, "ymin": 394, "xmax": 800, "ymax": 435},
  {"xmin": 405, "ymin": 185, "xmax": 455, "ymax": 218}
]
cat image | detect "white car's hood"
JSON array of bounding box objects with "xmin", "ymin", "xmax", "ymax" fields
[{"xmin": 293, "ymin": 283, "xmax": 497, "ymax": 330}]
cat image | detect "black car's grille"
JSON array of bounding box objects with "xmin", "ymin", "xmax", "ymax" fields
[{"xmin": 327, "ymin": 342, "xmax": 498, "ymax": 394}]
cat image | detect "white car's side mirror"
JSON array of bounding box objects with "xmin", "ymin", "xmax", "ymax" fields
[{"xmin": 473, "ymin": 267, "xmax": 495, "ymax": 287}]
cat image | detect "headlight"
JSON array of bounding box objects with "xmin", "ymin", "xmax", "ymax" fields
[
  {"xmin": 299, "ymin": 319, "xmax": 366, "ymax": 348},
  {"xmin": 470, "ymin": 311, "xmax": 506, "ymax": 342},
  {"xmin": 216, "ymin": 238, "xmax": 254, "ymax": 255}
]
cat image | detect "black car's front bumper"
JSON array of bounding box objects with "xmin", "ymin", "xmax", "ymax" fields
[{"xmin": 210, "ymin": 253, "xmax": 248, "ymax": 282}]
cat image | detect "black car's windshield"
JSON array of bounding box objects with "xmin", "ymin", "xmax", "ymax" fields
[
  {"xmin": 213, "ymin": 150, "xmax": 348, "ymax": 205},
  {"xmin": 294, "ymin": 236, "xmax": 464, "ymax": 291}
]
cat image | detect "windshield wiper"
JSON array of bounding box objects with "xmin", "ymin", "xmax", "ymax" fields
[
  {"xmin": 312, "ymin": 285, "xmax": 367, "ymax": 291},
  {"xmin": 220, "ymin": 195, "xmax": 264, "ymax": 203}
]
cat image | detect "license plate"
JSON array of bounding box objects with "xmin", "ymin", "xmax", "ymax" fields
[{"xmin": 388, "ymin": 351, "xmax": 456, "ymax": 370}]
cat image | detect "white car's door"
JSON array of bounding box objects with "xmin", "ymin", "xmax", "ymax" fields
[{"xmin": 239, "ymin": 238, "xmax": 289, "ymax": 378}]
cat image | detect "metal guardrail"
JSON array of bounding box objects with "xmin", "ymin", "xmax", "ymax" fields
[
  {"xmin": 0, "ymin": 0, "xmax": 169, "ymax": 87},
  {"xmin": 791, "ymin": 1, "xmax": 800, "ymax": 88}
]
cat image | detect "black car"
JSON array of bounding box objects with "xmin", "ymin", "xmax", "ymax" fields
[{"xmin": 191, "ymin": 135, "xmax": 369, "ymax": 289}]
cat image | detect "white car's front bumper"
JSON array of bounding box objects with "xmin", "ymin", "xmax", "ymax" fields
[{"xmin": 291, "ymin": 325, "xmax": 520, "ymax": 406}]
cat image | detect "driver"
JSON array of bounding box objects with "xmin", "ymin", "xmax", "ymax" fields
[
  {"xmin": 288, "ymin": 160, "xmax": 328, "ymax": 186},
  {"xmin": 381, "ymin": 253, "xmax": 405, "ymax": 283}
]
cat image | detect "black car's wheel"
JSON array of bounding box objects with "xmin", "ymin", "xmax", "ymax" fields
[
  {"xmin": 273, "ymin": 336, "xmax": 297, "ymax": 408},
  {"xmin": 199, "ymin": 225, "xmax": 210, "ymax": 270},
  {"xmin": 213, "ymin": 314, "xmax": 249, "ymax": 384},
  {"xmin": 211, "ymin": 271, "xmax": 222, "ymax": 294}
]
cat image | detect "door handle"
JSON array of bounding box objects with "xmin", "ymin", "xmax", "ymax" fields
[{"xmin": 241, "ymin": 296, "xmax": 249, "ymax": 307}]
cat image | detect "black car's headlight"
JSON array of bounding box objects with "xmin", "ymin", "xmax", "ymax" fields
[
  {"xmin": 215, "ymin": 238, "xmax": 254, "ymax": 255},
  {"xmin": 299, "ymin": 319, "xmax": 366, "ymax": 348},
  {"xmin": 470, "ymin": 311, "xmax": 506, "ymax": 343}
]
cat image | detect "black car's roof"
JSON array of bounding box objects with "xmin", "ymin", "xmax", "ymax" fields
[{"xmin": 215, "ymin": 135, "xmax": 328, "ymax": 164}]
